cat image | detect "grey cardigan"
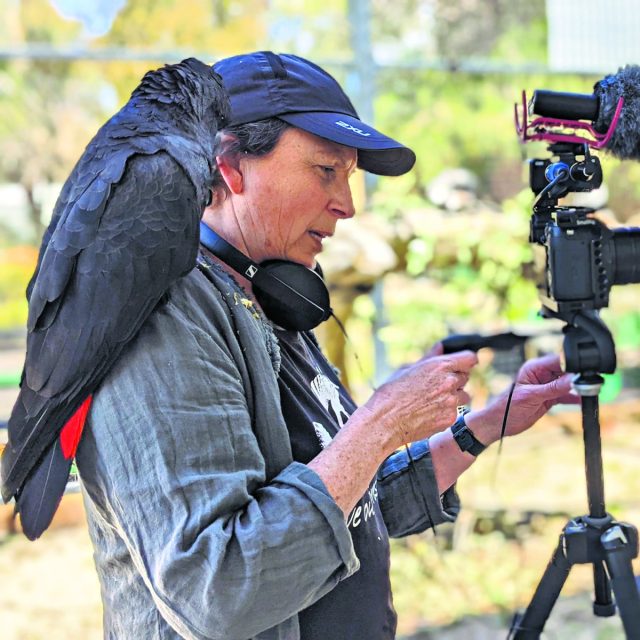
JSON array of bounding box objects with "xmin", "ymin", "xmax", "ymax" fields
[{"xmin": 76, "ymin": 256, "xmax": 459, "ymax": 640}]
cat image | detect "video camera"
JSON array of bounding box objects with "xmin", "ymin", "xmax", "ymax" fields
[{"xmin": 515, "ymin": 89, "xmax": 640, "ymax": 373}]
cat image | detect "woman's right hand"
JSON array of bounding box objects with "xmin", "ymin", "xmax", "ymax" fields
[{"xmin": 357, "ymin": 350, "xmax": 479, "ymax": 455}]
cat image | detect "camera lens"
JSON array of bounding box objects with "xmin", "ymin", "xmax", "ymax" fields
[{"xmin": 612, "ymin": 228, "xmax": 640, "ymax": 284}]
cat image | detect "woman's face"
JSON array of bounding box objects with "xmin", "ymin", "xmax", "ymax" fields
[{"xmin": 229, "ymin": 127, "xmax": 357, "ymax": 268}]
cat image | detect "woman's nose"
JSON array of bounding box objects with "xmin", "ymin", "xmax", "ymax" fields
[{"xmin": 330, "ymin": 180, "xmax": 356, "ymax": 219}]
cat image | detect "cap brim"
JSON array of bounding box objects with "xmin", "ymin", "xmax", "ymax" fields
[{"xmin": 278, "ymin": 112, "xmax": 416, "ymax": 177}]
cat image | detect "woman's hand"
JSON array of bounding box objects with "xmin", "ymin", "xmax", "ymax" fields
[
  {"xmin": 359, "ymin": 349, "xmax": 479, "ymax": 455},
  {"xmin": 466, "ymin": 353, "xmax": 579, "ymax": 445},
  {"xmin": 311, "ymin": 346, "xmax": 477, "ymax": 515}
]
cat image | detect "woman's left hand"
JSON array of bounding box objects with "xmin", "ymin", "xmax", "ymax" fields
[{"xmin": 465, "ymin": 353, "xmax": 579, "ymax": 445}]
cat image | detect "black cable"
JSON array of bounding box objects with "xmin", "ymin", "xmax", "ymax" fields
[
  {"xmin": 498, "ymin": 381, "xmax": 517, "ymax": 456},
  {"xmin": 533, "ymin": 168, "xmax": 568, "ymax": 209},
  {"xmin": 404, "ymin": 442, "xmax": 437, "ymax": 536},
  {"xmin": 492, "ymin": 381, "xmax": 517, "ymax": 488},
  {"xmin": 330, "ymin": 312, "xmax": 377, "ymax": 392},
  {"xmin": 333, "ymin": 317, "xmax": 439, "ymax": 535}
]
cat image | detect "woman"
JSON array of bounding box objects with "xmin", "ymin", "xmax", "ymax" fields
[{"xmin": 76, "ymin": 51, "xmax": 575, "ymax": 640}]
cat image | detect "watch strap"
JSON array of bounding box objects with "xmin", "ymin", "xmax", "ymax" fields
[{"xmin": 451, "ymin": 413, "xmax": 486, "ymax": 456}]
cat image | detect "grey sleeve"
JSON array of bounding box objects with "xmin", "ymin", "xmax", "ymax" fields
[
  {"xmin": 376, "ymin": 439, "xmax": 460, "ymax": 538},
  {"xmin": 77, "ymin": 298, "xmax": 358, "ymax": 640}
]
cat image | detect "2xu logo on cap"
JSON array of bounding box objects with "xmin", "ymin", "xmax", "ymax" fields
[{"xmin": 335, "ymin": 120, "xmax": 371, "ymax": 137}]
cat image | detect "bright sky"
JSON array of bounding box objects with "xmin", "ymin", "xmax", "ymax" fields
[{"xmin": 50, "ymin": 0, "xmax": 127, "ymax": 37}]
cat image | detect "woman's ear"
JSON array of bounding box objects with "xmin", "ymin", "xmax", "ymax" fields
[
  {"xmin": 217, "ymin": 155, "xmax": 243, "ymax": 195},
  {"xmin": 216, "ymin": 132, "xmax": 244, "ymax": 195}
]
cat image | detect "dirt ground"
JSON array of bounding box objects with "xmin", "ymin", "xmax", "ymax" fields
[
  {"xmin": 0, "ymin": 524, "xmax": 103, "ymax": 640},
  {"xmin": 1, "ymin": 343, "xmax": 638, "ymax": 639},
  {"xmin": 0, "ymin": 515, "xmax": 630, "ymax": 640}
]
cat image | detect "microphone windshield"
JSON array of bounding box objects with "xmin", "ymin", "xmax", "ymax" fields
[{"xmin": 595, "ymin": 65, "xmax": 640, "ymax": 160}]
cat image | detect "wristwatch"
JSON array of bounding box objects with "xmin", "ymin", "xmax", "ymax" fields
[{"xmin": 451, "ymin": 412, "xmax": 486, "ymax": 456}]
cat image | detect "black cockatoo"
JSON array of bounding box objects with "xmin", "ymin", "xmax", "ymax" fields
[{"xmin": 1, "ymin": 57, "xmax": 229, "ymax": 539}]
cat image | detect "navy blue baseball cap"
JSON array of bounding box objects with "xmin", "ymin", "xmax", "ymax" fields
[{"xmin": 213, "ymin": 51, "xmax": 416, "ymax": 176}]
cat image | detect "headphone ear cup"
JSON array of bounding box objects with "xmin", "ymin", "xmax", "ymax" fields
[
  {"xmin": 198, "ymin": 222, "xmax": 332, "ymax": 331},
  {"xmin": 254, "ymin": 260, "xmax": 332, "ymax": 331}
]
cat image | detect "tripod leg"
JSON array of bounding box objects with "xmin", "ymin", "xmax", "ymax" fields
[
  {"xmin": 592, "ymin": 562, "xmax": 615, "ymax": 616},
  {"xmin": 508, "ymin": 540, "xmax": 571, "ymax": 639},
  {"xmin": 601, "ymin": 525, "xmax": 640, "ymax": 640}
]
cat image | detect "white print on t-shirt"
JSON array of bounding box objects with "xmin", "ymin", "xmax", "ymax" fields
[
  {"xmin": 312, "ymin": 422, "xmax": 333, "ymax": 449},
  {"xmin": 346, "ymin": 482, "xmax": 379, "ymax": 530},
  {"xmin": 310, "ymin": 373, "xmax": 350, "ymax": 428}
]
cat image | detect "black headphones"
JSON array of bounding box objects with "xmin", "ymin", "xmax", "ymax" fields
[{"xmin": 199, "ymin": 222, "xmax": 333, "ymax": 331}]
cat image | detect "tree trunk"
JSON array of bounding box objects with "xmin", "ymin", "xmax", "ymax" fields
[
  {"xmin": 23, "ymin": 183, "xmax": 44, "ymax": 244},
  {"xmin": 212, "ymin": 0, "xmax": 227, "ymax": 26}
]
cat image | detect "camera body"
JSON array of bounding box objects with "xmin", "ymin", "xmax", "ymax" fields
[
  {"xmin": 537, "ymin": 208, "xmax": 634, "ymax": 314},
  {"xmin": 529, "ymin": 142, "xmax": 640, "ymax": 318}
]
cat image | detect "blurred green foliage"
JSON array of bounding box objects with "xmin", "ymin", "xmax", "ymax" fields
[{"xmin": 0, "ymin": 245, "xmax": 37, "ymax": 330}]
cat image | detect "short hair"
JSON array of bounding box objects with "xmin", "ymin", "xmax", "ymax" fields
[{"xmin": 211, "ymin": 117, "xmax": 290, "ymax": 191}]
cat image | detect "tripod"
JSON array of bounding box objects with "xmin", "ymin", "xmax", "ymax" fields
[{"xmin": 509, "ymin": 312, "xmax": 640, "ymax": 639}]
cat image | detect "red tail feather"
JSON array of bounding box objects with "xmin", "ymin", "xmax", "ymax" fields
[{"xmin": 60, "ymin": 395, "xmax": 93, "ymax": 459}]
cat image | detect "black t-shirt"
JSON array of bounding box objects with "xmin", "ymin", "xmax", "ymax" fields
[{"xmin": 275, "ymin": 328, "xmax": 397, "ymax": 640}]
